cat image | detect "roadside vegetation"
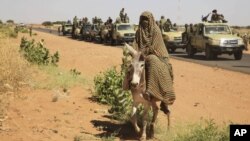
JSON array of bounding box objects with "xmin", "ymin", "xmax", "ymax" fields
[
  {"xmin": 0, "ymin": 24, "xmax": 86, "ymax": 123},
  {"xmin": 0, "ymin": 24, "xmax": 29, "ymax": 120},
  {"xmin": 93, "ymin": 48, "xmax": 132, "ymax": 121},
  {"xmin": 155, "ymin": 119, "xmax": 229, "ymax": 141}
]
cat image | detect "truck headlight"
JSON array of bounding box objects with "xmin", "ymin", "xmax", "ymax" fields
[
  {"xmin": 238, "ymin": 39, "xmax": 243, "ymax": 45},
  {"xmin": 209, "ymin": 39, "xmax": 220, "ymax": 45}
]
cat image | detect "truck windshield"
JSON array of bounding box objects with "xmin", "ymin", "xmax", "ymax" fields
[
  {"xmin": 205, "ymin": 25, "xmax": 231, "ymax": 34},
  {"xmin": 118, "ymin": 25, "xmax": 133, "ymax": 30}
]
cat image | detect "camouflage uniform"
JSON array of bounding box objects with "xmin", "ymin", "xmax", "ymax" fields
[
  {"xmin": 182, "ymin": 24, "xmax": 189, "ymax": 43},
  {"xmin": 124, "ymin": 13, "xmax": 129, "ymax": 23},
  {"xmin": 242, "ymin": 34, "xmax": 249, "ymax": 50},
  {"xmin": 72, "ymin": 16, "xmax": 78, "ymax": 36},
  {"xmin": 159, "ymin": 16, "xmax": 167, "ymax": 32},
  {"xmin": 163, "ymin": 19, "xmax": 172, "ymax": 32},
  {"xmin": 120, "ymin": 8, "xmax": 125, "ymax": 22},
  {"xmin": 29, "ymin": 26, "xmax": 32, "ymax": 37}
]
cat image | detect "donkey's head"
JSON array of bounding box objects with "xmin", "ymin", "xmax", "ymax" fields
[{"xmin": 124, "ymin": 43, "xmax": 145, "ymax": 88}]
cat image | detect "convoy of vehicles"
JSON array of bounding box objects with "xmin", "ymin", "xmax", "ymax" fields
[{"xmin": 58, "ymin": 17, "xmax": 245, "ymax": 61}]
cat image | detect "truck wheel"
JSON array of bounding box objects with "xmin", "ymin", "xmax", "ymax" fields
[
  {"xmin": 205, "ymin": 46, "xmax": 213, "ymax": 60},
  {"xmin": 169, "ymin": 48, "xmax": 176, "ymax": 53},
  {"xmin": 234, "ymin": 50, "xmax": 243, "ymax": 60},
  {"xmin": 186, "ymin": 43, "xmax": 195, "ymax": 57}
]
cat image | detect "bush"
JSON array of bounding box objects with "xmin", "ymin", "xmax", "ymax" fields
[
  {"xmin": 20, "ymin": 37, "xmax": 59, "ymax": 66},
  {"xmin": 18, "ymin": 27, "xmax": 29, "ymax": 33},
  {"xmin": 93, "ymin": 48, "xmax": 133, "ymax": 120}
]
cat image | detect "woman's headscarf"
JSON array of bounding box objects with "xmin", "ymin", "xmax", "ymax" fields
[{"xmin": 135, "ymin": 11, "xmax": 169, "ymax": 58}]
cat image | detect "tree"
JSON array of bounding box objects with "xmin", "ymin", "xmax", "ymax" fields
[
  {"xmin": 6, "ymin": 19, "xmax": 14, "ymax": 24},
  {"xmin": 42, "ymin": 21, "xmax": 53, "ymax": 26},
  {"xmin": 0, "ymin": 20, "xmax": 3, "ymax": 24}
]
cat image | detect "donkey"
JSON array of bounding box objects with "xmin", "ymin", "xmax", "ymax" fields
[{"xmin": 124, "ymin": 43, "xmax": 170, "ymax": 140}]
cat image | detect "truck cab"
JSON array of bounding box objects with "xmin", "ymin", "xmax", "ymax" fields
[
  {"xmin": 162, "ymin": 27, "xmax": 185, "ymax": 53},
  {"xmin": 111, "ymin": 23, "xmax": 135, "ymax": 45}
]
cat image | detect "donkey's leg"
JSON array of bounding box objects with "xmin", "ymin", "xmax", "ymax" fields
[
  {"xmin": 130, "ymin": 103, "xmax": 140, "ymax": 134},
  {"xmin": 140, "ymin": 104, "xmax": 150, "ymax": 140},
  {"xmin": 167, "ymin": 111, "xmax": 171, "ymax": 130},
  {"xmin": 149, "ymin": 101, "xmax": 159, "ymax": 138}
]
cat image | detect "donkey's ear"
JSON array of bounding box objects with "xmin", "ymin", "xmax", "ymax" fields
[{"xmin": 124, "ymin": 43, "xmax": 137, "ymax": 57}]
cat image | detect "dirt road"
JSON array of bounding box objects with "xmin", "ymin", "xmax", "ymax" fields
[{"xmin": 1, "ymin": 31, "xmax": 250, "ymax": 141}]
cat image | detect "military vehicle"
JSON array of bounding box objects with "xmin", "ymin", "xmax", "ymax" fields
[
  {"xmin": 81, "ymin": 24, "xmax": 92, "ymax": 41},
  {"xmin": 89, "ymin": 24, "xmax": 101, "ymax": 42},
  {"xmin": 62, "ymin": 24, "xmax": 73, "ymax": 36},
  {"xmin": 162, "ymin": 27, "xmax": 185, "ymax": 53},
  {"xmin": 186, "ymin": 22, "xmax": 245, "ymax": 60},
  {"xmin": 111, "ymin": 23, "xmax": 135, "ymax": 45}
]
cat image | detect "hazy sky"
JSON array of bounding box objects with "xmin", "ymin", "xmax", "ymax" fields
[{"xmin": 0, "ymin": 0, "xmax": 249, "ymax": 26}]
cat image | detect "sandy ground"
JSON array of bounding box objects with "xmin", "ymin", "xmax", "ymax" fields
[{"xmin": 0, "ymin": 31, "xmax": 250, "ymax": 141}]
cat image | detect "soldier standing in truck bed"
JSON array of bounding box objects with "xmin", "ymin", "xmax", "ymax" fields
[
  {"xmin": 159, "ymin": 16, "xmax": 167, "ymax": 32},
  {"xmin": 120, "ymin": 8, "xmax": 125, "ymax": 22},
  {"xmin": 211, "ymin": 9, "xmax": 219, "ymax": 22},
  {"xmin": 124, "ymin": 13, "xmax": 129, "ymax": 23}
]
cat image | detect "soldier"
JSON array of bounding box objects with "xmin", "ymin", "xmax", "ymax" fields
[
  {"xmin": 124, "ymin": 13, "xmax": 129, "ymax": 23},
  {"xmin": 14, "ymin": 25, "xmax": 18, "ymax": 34},
  {"xmin": 72, "ymin": 16, "xmax": 78, "ymax": 36},
  {"xmin": 58, "ymin": 26, "xmax": 61, "ymax": 35},
  {"xmin": 159, "ymin": 16, "xmax": 167, "ymax": 31},
  {"xmin": 107, "ymin": 17, "xmax": 113, "ymax": 24},
  {"xmin": 120, "ymin": 8, "xmax": 125, "ymax": 22},
  {"xmin": 172, "ymin": 23, "xmax": 177, "ymax": 30},
  {"xmin": 210, "ymin": 9, "xmax": 227, "ymax": 23},
  {"xmin": 29, "ymin": 26, "xmax": 32, "ymax": 37},
  {"xmin": 182, "ymin": 24, "xmax": 189, "ymax": 43},
  {"xmin": 163, "ymin": 18, "xmax": 172, "ymax": 32},
  {"xmin": 211, "ymin": 9, "xmax": 219, "ymax": 22},
  {"xmin": 242, "ymin": 33, "xmax": 249, "ymax": 51}
]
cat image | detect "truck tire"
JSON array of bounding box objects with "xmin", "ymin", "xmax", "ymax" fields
[
  {"xmin": 205, "ymin": 46, "xmax": 214, "ymax": 60},
  {"xmin": 234, "ymin": 50, "xmax": 243, "ymax": 60},
  {"xmin": 169, "ymin": 48, "xmax": 176, "ymax": 53}
]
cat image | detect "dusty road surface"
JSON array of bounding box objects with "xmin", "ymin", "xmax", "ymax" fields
[{"xmin": 1, "ymin": 31, "xmax": 250, "ymax": 141}]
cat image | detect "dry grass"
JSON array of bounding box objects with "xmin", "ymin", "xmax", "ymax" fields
[{"xmin": 0, "ymin": 32, "xmax": 29, "ymax": 120}]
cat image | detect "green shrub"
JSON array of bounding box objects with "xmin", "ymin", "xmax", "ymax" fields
[
  {"xmin": 18, "ymin": 27, "xmax": 29, "ymax": 33},
  {"xmin": 20, "ymin": 37, "xmax": 59, "ymax": 66},
  {"xmin": 93, "ymin": 48, "xmax": 133, "ymax": 121}
]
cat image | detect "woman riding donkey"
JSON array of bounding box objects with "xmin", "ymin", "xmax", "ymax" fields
[{"xmin": 123, "ymin": 11, "xmax": 176, "ymax": 138}]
